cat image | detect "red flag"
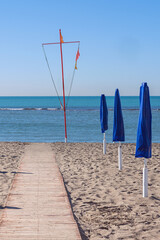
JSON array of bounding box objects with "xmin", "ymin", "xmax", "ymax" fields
[
  {"xmin": 75, "ymin": 48, "xmax": 80, "ymax": 61},
  {"xmin": 60, "ymin": 32, "xmax": 64, "ymax": 43},
  {"xmin": 75, "ymin": 48, "xmax": 80, "ymax": 69}
]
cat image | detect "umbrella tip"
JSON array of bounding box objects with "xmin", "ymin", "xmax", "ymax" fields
[
  {"xmin": 101, "ymin": 94, "xmax": 106, "ymax": 98},
  {"xmin": 142, "ymin": 82, "xmax": 147, "ymax": 87}
]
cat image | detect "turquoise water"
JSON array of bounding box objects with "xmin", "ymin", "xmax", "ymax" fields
[
  {"xmin": 0, "ymin": 96, "xmax": 159, "ymax": 143},
  {"xmin": 0, "ymin": 96, "xmax": 159, "ymax": 110}
]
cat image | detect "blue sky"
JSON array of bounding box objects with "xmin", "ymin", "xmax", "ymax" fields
[{"xmin": 0, "ymin": 0, "xmax": 160, "ymax": 96}]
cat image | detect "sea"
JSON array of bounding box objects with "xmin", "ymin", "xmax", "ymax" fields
[{"xmin": 0, "ymin": 96, "xmax": 159, "ymax": 143}]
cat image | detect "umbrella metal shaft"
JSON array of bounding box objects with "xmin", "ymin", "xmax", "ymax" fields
[
  {"xmin": 118, "ymin": 142, "xmax": 122, "ymax": 170},
  {"xmin": 103, "ymin": 132, "xmax": 106, "ymax": 154},
  {"xmin": 143, "ymin": 158, "xmax": 148, "ymax": 197}
]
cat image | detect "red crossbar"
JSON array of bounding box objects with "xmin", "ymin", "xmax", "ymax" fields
[{"xmin": 42, "ymin": 41, "xmax": 80, "ymax": 46}]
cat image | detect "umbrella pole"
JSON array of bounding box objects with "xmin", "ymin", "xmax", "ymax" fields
[
  {"xmin": 103, "ymin": 132, "xmax": 106, "ymax": 154},
  {"xmin": 118, "ymin": 142, "xmax": 122, "ymax": 170},
  {"xmin": 143, "ymin": 158, "xmax": 148, "ymax": 197}
]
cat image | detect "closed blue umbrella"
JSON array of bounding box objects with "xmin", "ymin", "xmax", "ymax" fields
[
  {"xmin": 135, "ymin": 83, "xmax": 152, "ymax": 158},
  {"xmin": 113, "ymin": 89, "xmax": 125, "ymax": 170},
  {"xmin": 113, "ymin": 89, "xmax": 125, "ymax": 142},
  {"xmin": 135, "ymin": 82, "xmax": 152, "ymax": 197},
  {"xmin": 100, "ymin": 94, "xmax": 108, "ymax": 154}
]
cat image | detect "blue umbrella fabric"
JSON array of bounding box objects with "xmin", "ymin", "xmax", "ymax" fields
[
  {"xmin": 113, "ymin": 89, "xmax": 125, "ymax": 142},
  {"xmin": 135, "ymin": 82, "xmax": 152, "ymax": 158},
  {"xmin": 100, "ymin": 94, "xmax": 108, "ymax": 133}
]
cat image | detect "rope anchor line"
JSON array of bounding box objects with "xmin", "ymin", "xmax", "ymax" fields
[{"xmin": 42, "ymin": 42, "xmax": 80, "ymax": 109}]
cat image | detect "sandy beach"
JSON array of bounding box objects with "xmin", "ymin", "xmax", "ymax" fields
[
  {"xmin": 52, "ymin": 142, "xmax": 160, "ymax": 240},
  {"xmin": 0, "ymin": 142, "xmax": 26, "ymax": 211},
  {"xmin": 0, "ymin": 142, "xmax": 160, "ymax": 239}
]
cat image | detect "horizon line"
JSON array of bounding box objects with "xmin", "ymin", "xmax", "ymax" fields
[{"xmin": 0, "ymin": 95, "xmax": 159, "ymax": 97}]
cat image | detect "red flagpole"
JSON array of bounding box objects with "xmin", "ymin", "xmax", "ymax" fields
[
  {"xmin": 59, "ymin": 29, "xmax": 67, "ymax": 142},
  {"xmin": 42, "ymin": 30, "xmax": 80, "ymax": 142}
]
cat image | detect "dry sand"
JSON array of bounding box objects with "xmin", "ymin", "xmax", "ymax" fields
[
  {"xmin": 52, "ymin": 142, "xmax": 160, "ymax": 240},
  {"xmin": 0, "ymin": 142, "xmax": 160, "ymax": 239},
  {"xmin": 0, "ymin": 142, "xmax": 26, "ymax": 212}
]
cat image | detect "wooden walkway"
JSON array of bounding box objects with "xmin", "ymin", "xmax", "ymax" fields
[{"xmin": 0, "ymin": 143, "xmax": 81, "ymax": 240}]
